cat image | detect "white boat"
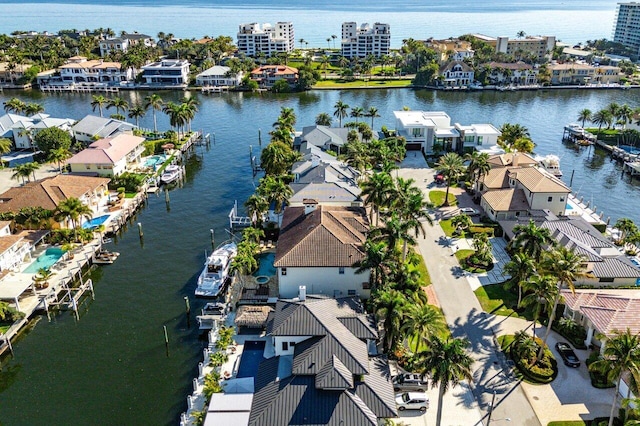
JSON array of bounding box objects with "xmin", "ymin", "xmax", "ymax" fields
[
  {"xmin": 535, "ymin": 154, "xmax": 563, "ymax": 177},
  {"xmin": 160, "ymin": 165, "xmax": 181, "ymax": 184},
  {"xmin": 196, "ymin": 302, "xmax": 229, "ymax": 330},
  {"xmin": 195, "ymin": 242, "xmax": 237, "ymax": 297},
  {"xmin": 93, "ymin": 249, "xmax": 120, "ymax": 265}
]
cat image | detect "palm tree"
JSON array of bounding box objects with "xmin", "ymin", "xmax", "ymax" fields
[
  {"xmin": 242, "ymin": 226, "xmax": 265, "ymax": 246},
  {"xmin": 315, "ymin": 112, "xmax": 332, "ymax": 126},
  {"xmin": 350, "ymin": 106, "xmax": 364, "ymax": 124},
  {"xmin": 435, "ymin": 153, "xmax": 465, "ymax": 207},
  {"xmin": 49, "ymin": 147, "xmax": 72, "ymax": 173},
  {"xmin": 0, "ymin": 138, "xmax": 12, "ymax": 155},
  {"xmin": 319, "ymin": 55, "xmax": 330, "ymax": 79},
  {"xmin": 521, "ymin": 275, "xmax": 558, "ymax": 339},
  {"xmin": 355, "ymin": 239, "xmax": 389, "ymax": 292},
  {"xmin": 374, "ymin": 289, "xmax": 407, "ymax": 352},
  {"xmin": 503, "ymin": 252, "xmax": 536, "ymax": 308},
  {"xmin": 91, "ymin": 95, "xmax": 108, "ymax": 117},
  {"xmin": 451, "ymin": 213, "xmax": 473, "ymax": 236},
  {"xmin": 539, "ymin": 246, "xmax": 588, "ymax": 358},
  {"xmin": 128, "ymin": 103, "xmax": 146, "ymax": 127},
  {"xmin": 592, "ymin": 109, "xmax": 614, "ymax": 133},
  {"xmin": 415, "ymin": 336, "xmax": 474, "ymax": 426},
  {"xmin": 366, "ymin": 106, "xmax": 380, "ymax": 128},
  {"xmin": 144, "ymin": 93, "xmax": 164, "ymax": 133},
  {"xmin": 465, "ymin": 151, "xmax": 490, "ymax": 190},
  {"xmin": 244, "ymin": 194, "xmax": 269, "ymax": 226},
  {"xmin": 19, "ymin": 162, "xmax": 39, "ymax": 182},
  {"xmin": 163, "ymin": 102, "xmax": 188, "ymax": 134},
  {"xmin": 24, "ymin": 103, "xmax": 44, "ymax": 116},
  {"xmin": 578, "ymin": 108, "xmax": 592, "ymax": 128},
  {"xmin": 260, "ymin": 175, "xmax": 293, "ymax": 221},
  {"xmin": 11, "ymin": 164, "xmax": 31, "ymax": 184},
  {"xmin": 360, "ymin": 172, "xmax": 394, "ymax": 225},
  {"xmin": 374, "ymin": 212, "xmax": 416, "ymax": 259},
  {"xmin": 107, "ymin": 96, "xmax": 129, "ymax": 117},
  {"xmin": 180, "ymin": 96, "xmax": 200, "ymax": 132},
  {"xmin": 510, "ymin": 220, "xmax": 554, "ymax": 262},
  {"xmin": 615, "ymin": 218, "xmax": 638, "ymax": 243},
  {"xmin": 55, "ymin": 197, "xmax": 93, "ymax": 242},
  {"xmin": 333, "ymin": 100, "xmax": 349, "ymax": 127},
  {"xmin": 3, "ymin": 98, "xmax": 26, "ymax": 114},
  {"xmin": 259, "ymin": 141, "xmax": 298, "ymax": 176},
  {"xmin": 401, "ymin": 302, "xmax": 447, "ymax": 350},
  {"xmin": 590, "ymin": 329, "xmax": 640, "ymax": 426}
]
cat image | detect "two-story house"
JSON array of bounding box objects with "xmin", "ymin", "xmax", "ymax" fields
[
  {"xmin": 72, "ymin": 115, "xmax": 136, "ymax": 144},
  {"xmin": 141, "ymin": 59, "xmax": 190, "ymax": 86},
  {"xmin": 483, "ymin": 61, "xmax": 539, "ymax": 85},
  {"xmin": 439, "ymin": 61, "xmax": 474, "ymax": 87},
  {"xmin": 454, "ymin": 123, "xmax": 502, "ymax": 154},
  {"xmin": 66, "ymin": 133, "xmax": 146, "ymax": 177},
  {"xmin": 547, "ymin": 63, "xmax": 621, "ymax": 85},
  {"xmin": 57, "ymin": 56, "xmax": 134, "ymax": 86},
  {"xmin": 250, "ymin": 65, "xmax": 298, "ymax": 88},
  {"xmin": 273, "ymin": 202, "xmax": 370, "ymax": 299},
  {"xmin": 195, "ymin": 65, "xmax": 243, "ymax": 87}
]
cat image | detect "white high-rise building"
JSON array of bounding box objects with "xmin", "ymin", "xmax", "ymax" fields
[
  {"xmin": 613, "ymin": 3, "xmax": 640, "ymax": 54},
  {"xmin": 237, "ymin": 22, "xmax": 295, "ymax": 57},
  {"xmin": 341, "ymin": 22, "xmax": 390, "ymax": 59}
]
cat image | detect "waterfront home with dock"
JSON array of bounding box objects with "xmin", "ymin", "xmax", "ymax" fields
[
  {"xmin": 72, "ymin": 115, "xmax": 136, "ymax": 144},
  {"xmin": 250, "ymin": 65, "xmax": 298, "ymax": 88},
  {"xmin": 140, "ymin": 59, "xmax": 190, "ymax": 87},
  {"xmin": 274, "ymin": 201, "xmax": 370, "ymax": 299},
  {"xmin": 195, "ymin": 65, "xmax": 243, "ymax": 88},
  {"xmin": 66, "ymin": 133, "xmax": 146, "ymax": 177},
  {"xmin": 289, "ymin": 157, "xmax": 362, "ymax": 207}
]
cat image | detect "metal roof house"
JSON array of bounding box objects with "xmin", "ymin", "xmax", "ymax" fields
[
  {"xmin": 72, "ymin": 115, "xmax": 136, "ymax": 144},
  {"xmin": 246, "ymin": 294, "xmax": 397, "ymax": 426}
]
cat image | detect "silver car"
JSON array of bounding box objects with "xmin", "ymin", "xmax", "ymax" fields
[{"xmin": 396, "ymin": 391, "xmax": 429, "ymax": 412}]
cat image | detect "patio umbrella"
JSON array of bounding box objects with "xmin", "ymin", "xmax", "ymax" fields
[{"xmin": 161, "ymin": 143, "xmax": 175, "ymax": 150}]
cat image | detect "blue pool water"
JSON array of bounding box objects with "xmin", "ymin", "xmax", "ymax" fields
[
  {"xmin": 253, "ymin": 252, "xmax": 276, "ymax": 277},
  {"xmin": 236, "ymin": 340, "xmax": 265, "ymax": 379},
  {"xmin": 23, "ymin": 247, "xmax": 64, "ymax": 273},
  {"xmin": 565, "ymin": 203, "xmax": 574, "ymax": 211},
  {"xmin": 82, "ymin": 214, "xmax": 111, "ymax": 230},
  {"xmin": 620, "ymin": 145, "xmax": 640, "ymax": 156},
  {"xmin": 144, "ymin": 155, "xmax": 167, "ymax": 168}
]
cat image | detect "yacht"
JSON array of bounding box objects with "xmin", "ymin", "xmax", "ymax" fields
[
  {"xmin": 195, "ymin": 242, "xmax": 237, "ymax": 297},
  {"xmin": 536, "ymin": 154, "xmax": 563, "ymax": 177},
  {"xmin": 160, "ymin": 165, "xmax": 181, "ymax": 184}
]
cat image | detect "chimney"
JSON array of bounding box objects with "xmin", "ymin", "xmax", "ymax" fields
[
  {"xmin": 512, "ymin": 153, "xmax": 519, "ymax": 167},
  {"xmin": 298, "ymin": 285, "xmax": 306, "ymax": 301},
  {"xmin": 303, "ymin": 199, "xmax": 318, "ymax": 215}
]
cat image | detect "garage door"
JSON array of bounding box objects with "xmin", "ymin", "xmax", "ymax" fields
[{"xmin": 406, "ymin": 143, "xmax": 422, "ymax": 151}]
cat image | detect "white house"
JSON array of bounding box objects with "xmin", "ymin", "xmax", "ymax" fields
[
  {"xmin": 11, "ymin": 113, "xmax": 75, "ymax": 150},
  {"xmin": 141, "ymin": 59, "xmax": 190, "ymax": 86},
  {"xmin": 100, "ymin": 33, "xmax": 154, "ymax": 57},
  {"xmin": 439, "ymin": 61, "xmax": 474, "ymax": 87},
  {"xmin": 67, "ymin": 133, "xmax": 145, "ymax": 177},
  {"xmin": 483, "ymin": 61, "xmax": 539, "ymax": 85},
  {"xmin": 237, "ymin": 22, "xmax": 295, "ymax": 57},
  {"xmin": 273, "ymin": 202, "xmax": 370, "ymax": 299},
  {"xmin": 393, "ymin": 110, "xmax": 458, "ymax": 153},
  {"xmin": 195, "ymin": 65, "xmax": 242, "ymax": 87},
  {"xmin": 0, "ymin": 221, "xmax": 32, "ymax": 272},
  {"xmin": 55, "ymin": 56, "xmax": 134, "ymax": 86},
  {"xmin": 72, "ymin": 115, "xmax": 136, "ymax": 144},
  {"xmin": 454, "ymin": 123, "xmax": 502, "ymax": 154},
  {"xmin": 341, "ymin": 22, "xmax": 391, "ymax": 59}
]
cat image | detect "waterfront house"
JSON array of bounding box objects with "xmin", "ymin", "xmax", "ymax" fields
[
  {"xmin": 289, "ymin": 158, "xmax": 362, "ymax": 207},
  {"xmin": 471, "ymin": 34, "xmax": 556, "ymax": 62},
  {"xmin": 195, "ymin": 65, "xmax": 243, "ymax": 87},
  {"xmin": 293, "ymin": 125, "xmax": 350, "ymax": 152},
  {"xmin": 0, "ymin": 174, "xmax": 110, "ymax": 216},
  {"xmin": 547, "ymin": 62, "xmax": 621, "ymax": 85},
  {"xmin": 250, "ymin": 65, "xmax": 298, "ymax": 88},
  {"xmin": 247, "ymin": 294, "xmax": 397, "ymax": 425},
  {"xmin": 0, "ymin": 62, "xmax": 31, "ymax": 87},
  {"xmin": 72, "ymin": 115, "xmax": 136, "ymax": 144},
  {"xmin": 141, "ymin": 59, "xmax": 190, "ymax": 86},
  {"xmin": 274, "ymin": 202, "xmax": 370, "ymax": 299},
  {"xmin": 11, "ymin": 113, "xmax": 75, "ymax": 150},
  {"xmin": 54, "ymin": 56, "xmax": 134, "ymax": 86},
  {"xmin": 66, "ymin": 133, "xmax": 146, "ymax": 177},
  {"xmin": 425, "ymin": 38, "xmax": 474, "ymax": 65},
  {"xmin": 486, "ymin": 152, "xmax": 538, "ymax": 169},
  {"xmin": 479, "ymin": 165, "xmax": 570, "ymax": 220},
  {"xmin": 438, "ymin": 61, "xmax": 474, "ymax": 87},
  {"xmin": 0, "ymin": 113, "xmax": 33, "ymax": 141},
  {"xmin": 99, "ymin": 32, "xmax": 154, "ymax": 57},
  {"xmin": 0, "ymin": 221, "xmax": 33, "ymax": 272},
  {"xmin": 454, "ymin": 123, "xmax": 502, "ymax": 154},
  {"xmin": 482, "ymin": 61, "xmax": 539, "ymax": 85}
]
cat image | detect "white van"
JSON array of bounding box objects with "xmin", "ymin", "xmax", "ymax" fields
[{"xmin": 395, "ymin": 391, "xmax": 429, "ymax": 412}]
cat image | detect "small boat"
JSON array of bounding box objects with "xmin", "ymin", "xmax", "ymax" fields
[
  {"xmin": 196, "ymin": 301, "xmax": 229, "ymax": 330},
  {"xmin": 93, "ymin": 249, "xmax": 120, "ymax": 265},
  {"xmin": 535, "ymin": 154, "xmax": 563, "ymax": 177},
  {"xmin": 195, "ymin": 242, "xmax": 237, "ymax": 297},
  {"xmin": 160, "ymin": 165, "xmax": 181, "ymax": 184}
]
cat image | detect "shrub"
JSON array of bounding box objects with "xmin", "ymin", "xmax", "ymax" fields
[{"xmin": 109, "ymin": 173, "xmax": 146, "ymax": 192}]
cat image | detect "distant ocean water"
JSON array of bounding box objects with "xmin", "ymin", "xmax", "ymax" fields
[{"xmin": 0, "ymin": 0, "xmax": 618, "ymax": 48}]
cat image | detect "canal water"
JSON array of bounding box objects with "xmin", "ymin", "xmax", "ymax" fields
[{"xmin": 0, "ymin": 88, "xmax": 639, "ymax": 425}]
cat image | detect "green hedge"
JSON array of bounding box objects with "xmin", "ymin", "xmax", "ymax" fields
[{"xmin": 510, "ymin": 341, "xmax": 558, "ymax": 383}]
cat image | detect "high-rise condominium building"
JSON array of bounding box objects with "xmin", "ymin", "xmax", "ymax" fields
[
  {"xmin": 237, "ymin": 22, "xmax": 295, "ymax": 57},
  {"xmin": 613, "ymin": 3, "xmax": 640, "ymax": 54},
  {"xmin": 341, "ymin": 22, "xmax": 390, "ymax": 59}
]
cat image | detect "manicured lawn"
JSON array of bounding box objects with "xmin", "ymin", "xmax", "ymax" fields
[
  {"xmin": 454, "ymin": 249, "xmax": 475, "ymax": 263},
  {"xmin": 475, "ymin": 283, "xmax": 533, "ymax": 319},
  {"xmin": 409, "ymin": 251, "xmax": 431, "ymax": 286},
  {"xmin": 440, "ymin": 218, "xmax": 455, "ymax": 237},
  {"xmin": 313, "ymin": 79, "xmax": 413, "ymax": 89},
  {"xmin": 0, "ymin": 324, "xmax": 9, "ymax": 334},
  {"xmin": 547, "ymin": 422, "xmax": 587, "ymax": 426},
  {"xmin": 429, "ymin": 190, "xmax": 456, "ymax": 207}
]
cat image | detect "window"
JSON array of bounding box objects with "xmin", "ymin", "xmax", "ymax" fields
[
  {"xmin": 411, "ymin": 128, "xmax": 422, "ymax": 137},
  {"xmin": 348, "ymin": 290, "xmax": 357, "ymax": 296},
  {"xmin": 282, "ymin": 341, "xmax": 289, "ymax": 351},
  {"xmin": 362, "ymin": 281, "xmax": 371, "ymax": 290},
  {"xmin": 289, "ymin": 341, "xmax": 296, "ymax": 347},
  {"xmin": 599, "ymin": 277, "xmax": 614, "ymax": 283},
  {"xmin": 477, "ymin": 136, "xmax": 483, "ymax": 145},
  {"xmin": 547, "ymin": 196, "xmax": 553, "ymax": 202},
  {"xmin": 281, "ymin": 267, "xmax": 287, "ymax": 276},
  {"xmin": 560, "ymin": 197, "xmax": 565, "ymax": 202},
  {"xmin": 338, "ymin": 267, "xmax": 345, "ymax": 275}
]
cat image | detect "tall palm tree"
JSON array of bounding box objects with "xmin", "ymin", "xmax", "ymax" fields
[
  {"xmin": 374, "ymin": 212, "xmax": 416, "ymax": 259},
  {"xmin": 24, "ymin": 103, "xmax": 44, "ymax": 116},
  {"xmin": 259, "ymin": 141, "xmax": 298, "ymax": 176},
  {"xmin": 163, "ymin": 102, "xmax": 188, "ymax": 134},
  {"xmin": 355, "ymin": 239, "xmax": 389, "ymax": 292},
  {"xmin": 3, "ymin": 98, "xmax": 26, "ymax": 114},
  {"xmin": 539, "ymin": 246, "xmax": 588, "ymax": 358},
  {"xmin": 259, "ymin": 175, "xmax": 292, "ymax": 221},
  {"xmin": 244, "ymin": 194, "xmax": 269, "ymax": 226},
  {"xmin": 374, "ymin": 289, "xmax": 407, "ymax": 352},
  {"xmin": 107, "ymin": 96, "xmax": 129, "ymax": 118},
  {"xmin": 401, "ymin": 302, "xmax": 447, "ymax": 350},
  {"xmin": 55, "ymin": 197, "xmax": 93, "ymax": 242},
  {"xmin": 315, "ymin": 112, "xmax": 332, "ymax": 126},
  {"xmin": 415, "ymin": 336, "xmax": 474, "ymax": 426},
  {"xmin": 590, "ymin": 329, "xmax": 640, "ymax": 426},
  {"xmin": 578, "ymin": 108, "xmax": 592, "ymax": 128},
  {"xmin": 144, "ymin": 93, "xmax": 164, "ymax": 133},
  {"xmin": 350, "ymin": 106, "xmax": 364, "ymax": 124},
  {"xmin": 19, "ymin": 162, "xmax": 39, "ymax": 182},
  {"xmin": 360, "ymin": 172, "xmax": 394, "ymax": 225},
  {"xmin": 11, "ymin": 164, "xmax": 30, "ymax": 184},
  {"xmin": 180, "ymin": 96, "xmax": 200, "ymax": 132},
  {"xmin": 128, "ymin": 103, "xmax": 146, "ymax": 127},
  {"xmin": 510, "ymin": 220, "xmax": 554, "ymax": 262},
  {"xmin": 242, "ymin": 226, "xmax": 265, "ymax": 246},
  {"xmin": 435, "ymin": 152, "xmax": 465, "ymax": 207},
  {"xmin": 521, "ymin": 275, "xmax": 558, "ymax": 338},
  {"xmin": 465, "ymin": 151, "xmax": 490, "ymax": 190},
  {"xmin": 503, "ymin": 252, "xmax": 536, "ymax": 308},
  {"xmin": 366, "ymin": 106, "xmax": 380, "ymax": 128},
  {"xmin": 333, "ymin": 100, "xmax": 349, "ymax": 127},
  {"xmin": 592, "ymin": 109, "xmax": 614, "ymax": 133},
  {"xmin": 91, "ymin": 95, "xmax": 108, "ymax": 117},
  {"xmin": 49, "ymin": 147, "xmax": 72, "ymax": 173}
]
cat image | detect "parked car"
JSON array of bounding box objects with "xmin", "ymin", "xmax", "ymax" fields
[
  {"xmin": 555, "ymin": 342, "xmax": 580, "ymax": 368},
  {"xmin": 393, "ymin": 373, "xmax": 428, "ymax": 391},
  {"xmin": 395, "ymin": 391, "xmax": 429, "ymax": 412},
  {"xmin": 459, "ymin": 207, "xmax": 479, "ymax": 216}
]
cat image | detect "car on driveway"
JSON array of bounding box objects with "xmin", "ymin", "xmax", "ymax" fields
[
  {"xmin": 393, "ymin": 373, "xmax": 428, "ymax": 391},
  {"xmin": 396, "ymin": 391, "xmax": 429, "ymax": 412},
  {"xmin": 459, "ymin": 207, "xmax": 479, "ymax": 216},
  {"xmin": 555, "ymin": 342, "xmax": 580, "ymax": 368}
]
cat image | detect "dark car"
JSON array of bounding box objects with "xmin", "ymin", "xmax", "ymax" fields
[
  {"xmin": 555, "ymin": 342, "xmax": 580, "ymax": 368},
  {"xmin": 393, "ymin": 373, "xmax": 429, "ymax": 392}
]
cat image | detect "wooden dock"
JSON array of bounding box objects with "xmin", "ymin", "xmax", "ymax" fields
[
  {"xmin": 201, "ymin": 86, "xmax": 230, "ymax": 94},
  {"xmin": 40, "ymin": 84, "xmax": 119, "ymax": 94}
]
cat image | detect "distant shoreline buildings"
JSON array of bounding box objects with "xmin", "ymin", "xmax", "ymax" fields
[{"xmin": 613, "ymin": 2, "xmax": 640, "ymax": 55}]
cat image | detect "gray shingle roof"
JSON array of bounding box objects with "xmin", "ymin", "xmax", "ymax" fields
[
  {"xmin": 338, "ymin": 315, "xmax": 378, "ymax": 340},
  {"xmin": 315, "ymin": 355, "xmax": 354, "ymax": 390}
]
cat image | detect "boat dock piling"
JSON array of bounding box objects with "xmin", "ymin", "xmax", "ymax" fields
[
  {"xmin": 563, "ymin": 124, "xmax": 597, "ymax": 145},
  {"xmin": 228, "ymin": 200, "xmax": 252, "ymax": 230}
]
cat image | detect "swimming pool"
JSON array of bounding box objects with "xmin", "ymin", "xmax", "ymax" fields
[
  {"xmin": 144, "ymin": 155, "xmax": 167, "ymax": 168},
  {"xmin": 253, "ymin": 252, "xmax": 276, "ymax": 277},
  {"xmin": 236, "ymin": 340, "xmax": 265, "ymax": 378},
  {"xmin": 23, "ymin": 247, "xmax": 64, "ymax": 273},
  {"xmin": 620, "ymin": 145, "xmax": 640, "ymax": 156},
  {"xmin": 82, "ymin": 214, "xmax": 111, "ymax": 230}
]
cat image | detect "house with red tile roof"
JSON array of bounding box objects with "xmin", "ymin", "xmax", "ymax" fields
[
  {"xmin": 273, "ymin": 201, "xmax": 370, "ymax": 299},
  {"xmin": 67, "ymin": 133, "xmax": 146, "ymax": 177},
  {"xmin": 250, "ymin": 65, "xmax": 298, "ymax": 88}
]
